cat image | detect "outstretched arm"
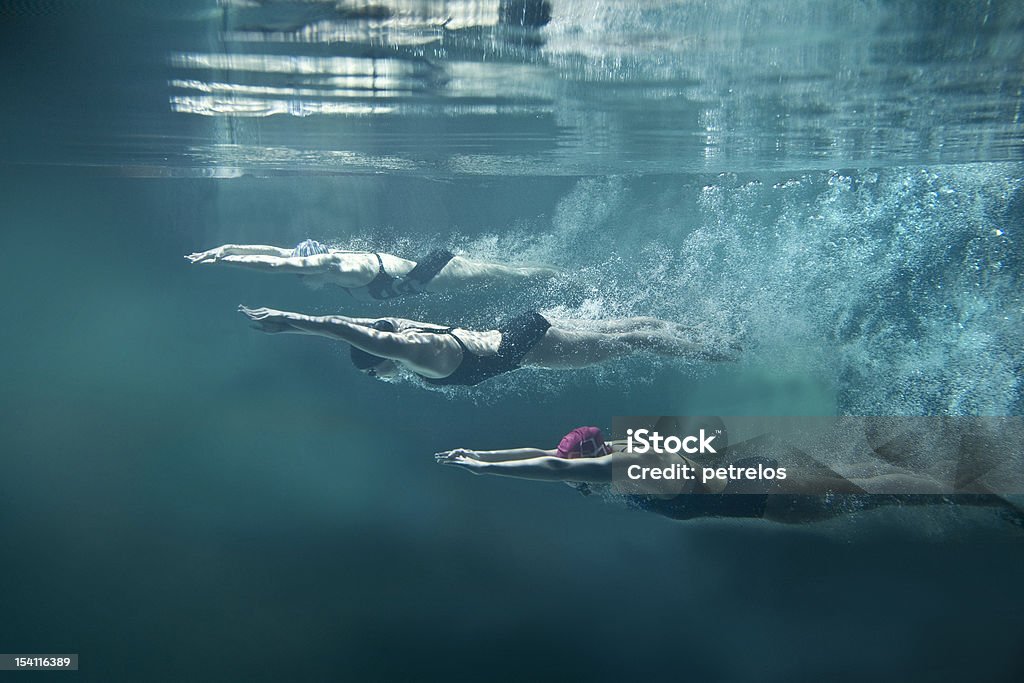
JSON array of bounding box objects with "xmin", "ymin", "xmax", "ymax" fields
[
  {"xmin": 239, "ymin": 306, "xmax": 423, "ymax": 363},
  {"xmin": 212, "ymin": 253, "xmax": 337, "ymax": 274},
  {"xmin": 186, "ymin": 244, "xmax": 293, "ymax": 262},
  {"xmin": 435, "ymin": 447, "xmax": 557, "ymax": 463},
  {"xmin": 438, "ymin": 452, "xmax": 618, "ymax": 483}
]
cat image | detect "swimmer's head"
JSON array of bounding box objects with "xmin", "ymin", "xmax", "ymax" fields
[
  {"xmin": 350, "ymin": 320, "xmax": 399, "ymax": 379},
  {"xmin": 358, "ymin": 357, "xmax": 400, "ymax": 379},
  {"xmin": 292, "ymin": 239, "xmax": 330, "ymax": 257},
  {"xmin": 557, "ymin": 426, "xmax": 613, "ymax": 459}
]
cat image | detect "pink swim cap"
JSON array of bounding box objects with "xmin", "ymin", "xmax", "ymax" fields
[{"xmin": 557, "ymin": 426, "xmax": 613, "ymax": 459}]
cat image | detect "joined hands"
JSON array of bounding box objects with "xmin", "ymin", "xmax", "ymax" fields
[
  {"xmin": 239, "ymin": 305, "xmax": 293, "ymax": 334},
  {"xmin": 434, "ymin": 449, "xmax": 486, "ymax": 473}
]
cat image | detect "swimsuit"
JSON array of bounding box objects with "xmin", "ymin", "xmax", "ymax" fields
[
  {"xmin": 400, "ymin": 249, "xmax": 456, "ymax": 295},
  {"xmin": 360, "ymin": 252, "xmax": 401, "ymax": 300},
  {"xmin": 345, "ymin": 249, "xmax": 456, "ymax": 300},
  {"xmin": 418, "ymin": 312, "xmax": 551, "ymax": 386}
]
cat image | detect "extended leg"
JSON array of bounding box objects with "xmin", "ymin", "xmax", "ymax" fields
[
  {"xmin": 427, "ymin": 255, "xmax": 558, "ymax": 291},
  {"xmin": 523, "ymin": 325, "xmax": 713, "ymax": 368},
  {"xmin": 543, "ymin": 316, "xmax": 674, "ymax": 333}
]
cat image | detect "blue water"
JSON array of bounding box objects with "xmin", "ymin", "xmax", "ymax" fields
[{"xmin": 1, "ymin": 1, "xmax": 1023, "ymax": 681}]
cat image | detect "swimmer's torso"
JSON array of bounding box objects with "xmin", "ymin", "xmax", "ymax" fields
[
  {"xmin": 369, "ymin": 317, "xmax": 501, "ymax": 379},
  {"xmin": 300, "ymin": 252, "xmax": 416, "ymax": 293},
  {"xmin": 386, "ymin": 318, "xmax": 502, "ymax": 355}
]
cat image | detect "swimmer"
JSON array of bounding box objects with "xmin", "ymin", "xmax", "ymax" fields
[
  {"xmin": 187, "ymin": 240, "xmax": 557, "ymax": 300},
  {"xmin": 436, "ymin": 426, "xmax": 1024, "ymax": 525},
  {"xmin": 238, "ymin": 307, "xmax": 740, "ymax": 386}
]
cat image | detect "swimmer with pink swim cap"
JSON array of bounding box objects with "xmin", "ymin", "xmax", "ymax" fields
[
  {"xmin": 435, "ymin": 420, "xmax": 1018, "ymax": 525},
  {"xmin": 434, "ymin": 426, "xmax": 619, "ymax": 471}
]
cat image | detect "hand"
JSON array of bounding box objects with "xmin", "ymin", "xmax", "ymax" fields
[
  {"xmin": 239, "ymin": 305, "xmax": 292, "ymax": 334},
  {"xmin": 434, "ymin": 448, "xmax": 480, "ymax": 462},
  {"xmin": 185, "ymin": 247, "xmax": 226, "ymax": 264},
  {"xmin": 435, "ymin": 452, "xmax": 487, "ymax": 474}
]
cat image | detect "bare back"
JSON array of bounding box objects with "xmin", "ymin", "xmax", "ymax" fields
[{"xmin": 303, "ymin": 252, "xmax": 415, "ymax": 290}]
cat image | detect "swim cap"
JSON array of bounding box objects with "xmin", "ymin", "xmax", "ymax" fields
[
  {"xmin": 292, "ymin": 239, "xmax": 330, "ymax": 257},
  {"xmin": 557, "ymin": 426, "xmax": 613, "ymax": 459},
  {"xmin": 350, "ymin": 320, "xmax": 396, "ymax": 370}
]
